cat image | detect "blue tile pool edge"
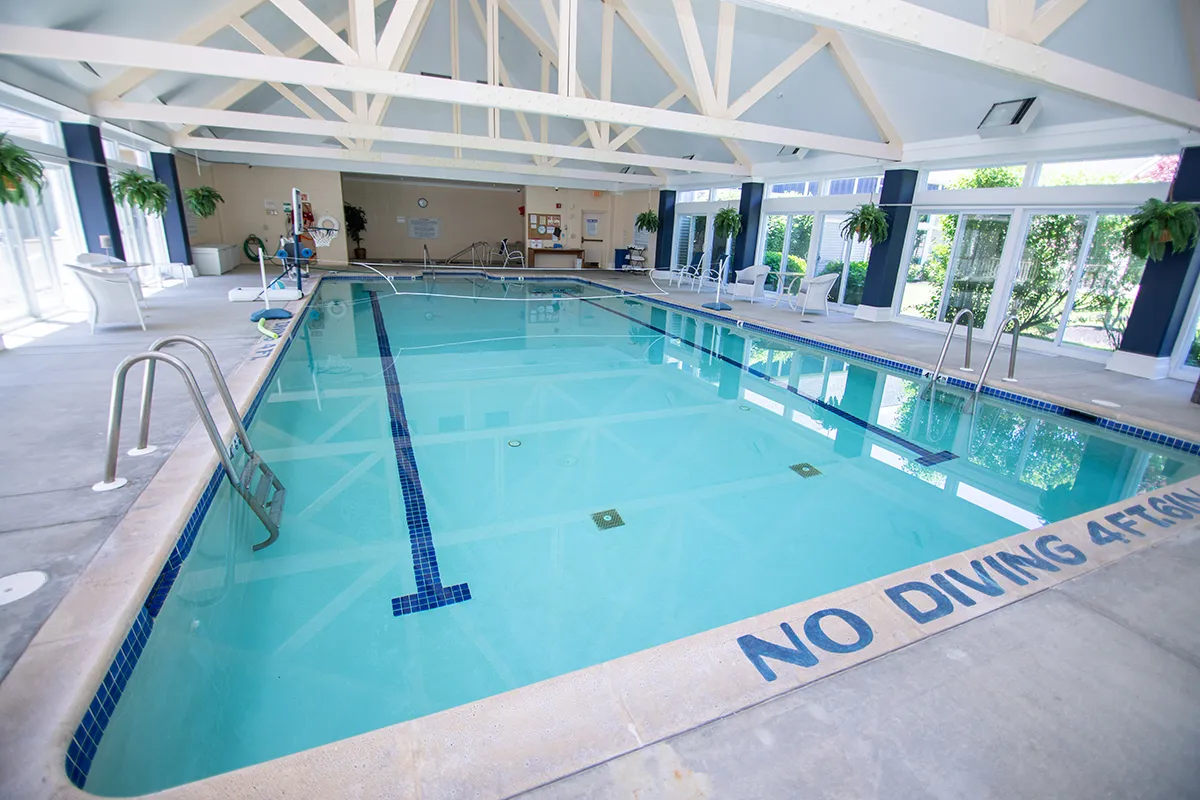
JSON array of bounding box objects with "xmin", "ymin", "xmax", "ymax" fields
[
  {"xmin": 322, "ymin": 271, "xmax": 1200, "ymax": 459},
  {"xmin": 65, "ymin": 301, "xmax": 313, "ymax": 790}
]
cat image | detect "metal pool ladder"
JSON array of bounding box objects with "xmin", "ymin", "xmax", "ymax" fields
[
  {"xmin": 91, "ymin": 335, "xmax": 285, "ymax": 552},
  {"xmin": 965, "ymin": 315, "xmax": 1021, "ymax": 413},
  {"xmin": 922, "ymin": 309, "xmax": 975, "ymax": 400}
]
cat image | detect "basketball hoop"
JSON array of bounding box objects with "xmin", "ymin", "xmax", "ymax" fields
[{"xmin": 306, "ymin": 226, "xmax": 339, "ymax": 248}]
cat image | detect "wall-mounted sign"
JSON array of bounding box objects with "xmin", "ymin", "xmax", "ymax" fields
[{"xmin": 408, "ymin": 217, "xmax": 440, "ymax": 239}]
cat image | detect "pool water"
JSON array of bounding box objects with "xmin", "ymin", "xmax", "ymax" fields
[{"xmin": 86, "ymin": 278, "xmax": 1200, "ymax": 794}]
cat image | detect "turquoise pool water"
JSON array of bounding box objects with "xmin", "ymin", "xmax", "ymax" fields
[{"xmin": 86, "ymin": 278, "xmax": 1200, "ymax": 794}]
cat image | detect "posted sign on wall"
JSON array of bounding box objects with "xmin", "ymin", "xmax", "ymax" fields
[{"xmin": 408, "ymin": 218, "xmax": 440, "ymax": 239}]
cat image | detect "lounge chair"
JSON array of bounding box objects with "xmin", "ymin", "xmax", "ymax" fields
[
  {"xmin": 75, "ymin": 252, "xmax": 145, "ymax": 302},
  {"xmin": 728, "ymin": 264, "xmax": 770, "ymax": 303},
  {"xmin": 494, "ymin": 239, "xmax": 525, "ymax": 267},
  {"xmin": 65, "ymin": 264, "xmax": 147, "ymax": 333},
  {"xmin": 781, "ymin": 272, "xmax": 839, "ymax": 315},
  {"xmin": 673, "ymin": 250, "xmax": 705, "ymax": 287}
]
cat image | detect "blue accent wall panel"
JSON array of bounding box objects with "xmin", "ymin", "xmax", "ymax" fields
[
  {"xmin": 732, "ymin": 182, "xmax": 764, "ymax": 277},
  {"xmin": 151, "ymin": 152, "xmax": 193, "ymax": 266},
  {"xmin": 860, "ymin": 169, "xmax": 919, "ymax": 310},
  {"xmin": 62, "ymin": 123, "xmax": 124, "ymax": 260},
  {"xmin": 1119, "ymin": 147, "xmax": 1200, "ymax": 358},
  {"xmin": 655, "ymin": 190, "xmax": 676, "ymax": 271}
]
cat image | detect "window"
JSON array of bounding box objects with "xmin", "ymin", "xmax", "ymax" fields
[
  {"xmin": 0, "ymin": 164, "xmax": 85, "ymax": 327},
  {"xmin": 1036, "ymin": 155, "xmax": 1180, "ymax": 187},
  {"xmin": 103, "ymin": 138, "xmax": 152, "ymax": 169},
  {"xmin": 674, "ymin": 213, "xmax": 708, "ymax": 269},
  {"xmin": 677, "ymin": 189, "xmax": 710, "ymax": 203},
  {"xmin": 768, "ymin": 181, "xmax": 818, "ymax": 198},
  {"xmin": 814, "ymin": 213, "xmax": 871, "ymax": 306},
  {"xmin": 926, "ymin": 165, "xmax": 1026, "ymax": 190},
  {"xmin": 1003, "ymin": 212, "xmax": 1145, "ymax": 352},
  {"xmin": 110, "ymin": 169, "xmax": 170, "ymax": 269},
  {"xmin": 900, "ymin": 212, "xmax": 1012, "ymax": 327},
  {"xmin": 713, "ymin": 186, "xmax": 741, "ymax": 202},
  {"xmin": 0, "ymin": 104, "xmax": 58, "ymax": 145},
  {"xmin": 827, "ymin": 175, "xmax": 882, "ymax": 196},
  {"xmin": 761, "ymin": 214, "xmax": 812, "ymax": 292}
]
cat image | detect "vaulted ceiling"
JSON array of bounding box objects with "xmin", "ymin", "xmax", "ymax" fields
[{"xmin": 0, "ymin": 0, "xmax": 1197, "ymax": 189}]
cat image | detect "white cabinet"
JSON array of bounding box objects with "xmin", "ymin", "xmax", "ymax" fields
[{"xmin": 192, "ymin": 244, "xmax": 240, "ymax": 276}]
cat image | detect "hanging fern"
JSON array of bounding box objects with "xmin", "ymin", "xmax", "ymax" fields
[
  {"xmin": 841, "ymin": 202, "xmax": 890, "ymax": 247},
  {"xmin": 184, "ymin": 185, "xmax": 224, "ymax": 219},
  {"xmin": 635, "ymin": 210, "xmax": 660, "ymax": 234},
  {"xmin": 112, "ymin": 170, "xmax": 170, "ymax": 216},
  {"xmin": 0, "ymin": 132, "xmax": 45, "ymax": 206},
  {"xmin": 714, "ymin": 206, "xmax": 742, "ymax": 243},
  {"xmin": 1123, "ymin": 198, "xmax": 1200, "ymax": 262}
]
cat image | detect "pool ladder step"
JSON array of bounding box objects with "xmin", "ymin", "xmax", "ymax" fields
[{"xmin": 91, "ymin": 334, "xmax": 286, "ymax": 552}]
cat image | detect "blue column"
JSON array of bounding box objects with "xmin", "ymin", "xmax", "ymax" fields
[
  {"xmin": 856, "ymin": 169, "xmax": 919, "ymax": 320},
  {"xmin": 62, "ymin": 123, "xmax": 124, "ymax": 260},
  {"xmin": 1110, "ymin": 147, "xmax": 1200, "ymax": 377},
  {"xmin": 731, "ymin": 181, "xmax": 764, "ymax": 278},
  {"xmin": 151, "ymin": 152, "xmax": 193, "ymax": 267},
  {"xmin": 654, "ymin": 189, "xmax": 676, "ymax": 271}
]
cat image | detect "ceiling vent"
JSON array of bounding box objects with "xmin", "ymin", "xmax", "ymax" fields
[
  {"xmin": 777, "ymin": 146, "xmax": 809, "ymax": 160},
  {"xmin": 977, "ymin": 97, "xmax": 1041, "ymax": 138}
]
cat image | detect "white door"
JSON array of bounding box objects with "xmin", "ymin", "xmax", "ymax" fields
[{"xmin": 581, "ymin": 211, "xmax": 608, "ymax": 267}]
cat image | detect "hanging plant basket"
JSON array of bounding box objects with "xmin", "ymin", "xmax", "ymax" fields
[
  {"xmin": 0, "ymin": 133, "xmax": 45, "ymax": 206},
  {"xmin": 1123, "ymin": 198, "xmax": 1200, "ymax": 262},
  {"xmin": 112, "ymin": 170, "xmax": 170, "ymax": 216},
  {"xmin": 714, "ymin": 206, "xmax": 742, "ymax": 243},
  {"xmin": 841, "ymin": 202, "xmax": 889, "ymax": 247},
  {"xmin": 183, "ymin": 185, "xmax": 225, "ymax": 219},
  {"xmin": 635, "ymin": 210, "xmax": 660, "ymax": 234}
]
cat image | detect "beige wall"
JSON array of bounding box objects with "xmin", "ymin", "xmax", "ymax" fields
[
  {"xmin": 342, "ymin": 177, "xmax": 525, "ymax": 261},
  {"xmin": 176, "ymin": 158, "xmax": 223, "ymax": 246},
  {"xmin": 524, "ymin": 187, "xmax": 661, "ymax": 269},
  {"xmin": 185, "ymin": 163, "xmax": 348, "ymax": 265}
]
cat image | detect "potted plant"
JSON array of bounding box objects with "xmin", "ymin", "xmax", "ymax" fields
[
  {"xmin": 1123, "ymin": 198, "xmax": 1200, "ymax": 262},
  {"xmin": 0, "ymin": 132, "xmax": 45, "ymax": 205},
  {"xmin": 112, "ymin": 170, "xmax": 169, "ymax": 216},
  {"xmin": 714, "ymin": 206, "xmax": 742, "ymax": 244},
  {"xmin": 184, "ymin": 185, "xmax": 224, "ymax": 219},
  {"xmin": 344, "ymin": 202, "xmax": 368, "ymax": 259},
  {"xmin": 635, "ymin": 209, "xmax": 660, "ymax": 234},
  {"xmin": 841, "ymin": 202, "xmax": 890, "ymax": 247}
]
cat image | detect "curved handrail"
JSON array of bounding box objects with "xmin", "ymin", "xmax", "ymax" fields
[
  {"xmin": 135, "ymin": 335, "xmax": 254, "ymax": 456},
  {"xmin": 95, "ymin": 352, "xmax": 240, "ymax": 491},
  {"xmin": 967, "ymin": 315, "xmax": 1020, "ymax": 412},
  {"xmin": 351, "ymin": 261, "xmax": 400, "ymax": 295},
  {"xmin": 922, "ymin": 308, "xmax": 974, "ymax": 400}
]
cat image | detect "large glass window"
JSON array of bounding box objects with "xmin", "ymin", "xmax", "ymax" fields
[
  {"xmin": 901, "ymin": 212, "xmax": 1011, "ymax": 327},
  {"xmin": 768, "ymin": 181, "xmax": 818, "ymax": 198},
  {"xmin": 674, "ymin": 214, "xmax": 709, "ymax": 269},
  {"xmin": 761, "ymin": 214, "xmax": 812, "ymax": 292},
  {"xmin": 0, "ymin": 104, "xmax": 59, "ymax": 145},
  {"xmin": 110, "ymin": 169, "xmax": 170, "ymax": 270},
  {"xmin": 814, "ymin": 213, "xmax": 871, "ymax": 306},
  {"xmin": 827, "ymin": 175, "xmax": 882, "ymax": 196},
  {"xmin": 713, "ymin": 186, "xmax": 741, "ymax": 202},
  {"xmin": 1185, "ymin": 319, "xmax": 1200, "ymax": 368},
  {"xmin": 677, "ymin": 189, "xmax": 710, "ymax": 203},
  {"xmin": 1064, "ymin": 215, "xmax": 1143, "ymax": 352},
  {"xmin": 926, "ymin": 165, "xmax": 1025, "ymax": 190},
  {"xmin": 1006, "ymin": 214, "xmax": 1089, "ymax": 342},
  {"xmin": 1036, "ymin": 155, "xmax": 1180, "ymax": 187}
]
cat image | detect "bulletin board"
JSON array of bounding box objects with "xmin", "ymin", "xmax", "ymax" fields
[{"xmin": 527, "ymin": 212, "xmax": 563, "ymax": 249}]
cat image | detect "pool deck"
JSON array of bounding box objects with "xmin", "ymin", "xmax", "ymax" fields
[{"xmin": 0, "ymin": 266, "xmax": 1198, "ymax": 799}]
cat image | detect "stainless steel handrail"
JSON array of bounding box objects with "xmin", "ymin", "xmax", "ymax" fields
[
  {"xmin": 94, "ymin": 352, "xmax": 240, "ymax": 492},
  {"xmin": 922, "ymin": 309, "xmax": 974, "ymax": 400},
  {"xmin": 134, "ymin": 335, "xmax": 254, "ymax": 457},
  {"xmin": 967, "ymin": 315, "xmax": 1020, "ymax": 411}
]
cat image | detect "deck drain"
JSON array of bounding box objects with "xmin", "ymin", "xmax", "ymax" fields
[
  {"xmin": 591, "ymin": 509, "xmax": 625, "ymax": 530},
  {"xmin": 789, "ymin": 463, "xmax": 821, "ymax": 479},
  {"xmin": 1090, "ymin": 399, "xmax": 1121, "ymax": 409},
  {"xmin": 508, "ymin": 440, "xmax": 522, "ymax": 447},
  {"xmin": 739, "ymin": 405, "xmax": 751, "ymax": 411},
  {"xmin": 0, "ymin": 571, "xmax": 47, "ymax": 606}
]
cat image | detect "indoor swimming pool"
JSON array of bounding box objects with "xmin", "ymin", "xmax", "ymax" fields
[{"xmin": 80, "ymin": 278, "xmax": 1200, "ymax": 794}]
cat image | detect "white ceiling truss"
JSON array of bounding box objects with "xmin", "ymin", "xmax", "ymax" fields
[{"xmin": 0, "ymin": 0, "xmax": 1197, "ymax": 188}]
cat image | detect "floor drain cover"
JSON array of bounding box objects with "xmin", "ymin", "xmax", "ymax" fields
[
  {"xmin": 508, "ymin": 440, "xmax": 522, "ymax": 447},
  {"xmin": 790, "ymin": 463, "xmax": 821, "ymax": 478},
  {"xmin": 591, "ymin": 509, "xmax": 625, "ymax": 530},
  {"xmin": 0, "ymin": 571, "xmax": 47, "ymax": 606}
]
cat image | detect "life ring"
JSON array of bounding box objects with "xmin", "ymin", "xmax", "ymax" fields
[{"xmin": 316, "ymin": 214, "xmax": 339, "ymax": 231}]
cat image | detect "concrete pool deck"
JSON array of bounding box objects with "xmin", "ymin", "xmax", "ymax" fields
[{"xmin": 0, "ymin": 266, "xmax": 1198, "ymax": 799}]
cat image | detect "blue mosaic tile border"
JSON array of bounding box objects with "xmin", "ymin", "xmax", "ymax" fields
[
  {"xmin": 337, "ymin": 270, "xmax": 1200, "ymax": 458},
  {"xmin": 66, "ymin": 304, "xmax": 309, "ymax": 789},
  {"xmin": 367, "ymin": 290, "xmax": 470, "ymax": 616}
]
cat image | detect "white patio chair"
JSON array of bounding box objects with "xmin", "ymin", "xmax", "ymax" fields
[
  {"xmin": 65, "ymin": 264, "xmax": 147, "ymax": 333},
  {"xmin": 75, "ymin": 252, "xmax": 144, "ymax": 302},
  {"xmin": 669, "ymin": 251, "xmax": 702, "ymax": 287},
  {"xmin": 784, "ymin": 272, "xmax": 839, "ymax": 315},
  {"xmin": 695, "ymin": 253, "xmax": 727, "ymax": 292},
  {"xmin": 728, "ymin": 264, "xmax": 770, "ymax": 303},
  {"xmin": 494, "ymin": 238, "xmax": 525, "ymax": 267}
]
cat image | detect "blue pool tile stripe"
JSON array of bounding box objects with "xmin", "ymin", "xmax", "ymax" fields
[{"xmin": 367, "ymin": 291, "xmax": 471, "ymax": 616}]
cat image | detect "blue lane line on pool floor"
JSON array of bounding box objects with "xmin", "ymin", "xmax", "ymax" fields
[
  {"xmin": 369, "ymin": 291, "xmax": 471, "ymax": 616},
  {"xmin": 581, "ymin": 297, "xmax": 956, "ymax": 465}
]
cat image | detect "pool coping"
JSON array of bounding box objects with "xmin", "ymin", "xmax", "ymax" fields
[{"xmin": 1, "ymin": 274, "xmax": 1199, "ymax": 800}]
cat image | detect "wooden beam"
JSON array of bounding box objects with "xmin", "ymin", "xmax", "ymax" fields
[
  {"xmin": 368, "ymin": 0, "xmax": 434, "ymax": 126},
  {"xmin": 672, "ymin": 0, "xmax": 718, "ymax": 115},
  {"xmin": 823, "ymin": 27, "xmax": 900, "ymax": 144},
  {"xmin": 557, "ymin": 0, "xmax": 578, "ymax": 96},
  {"xmin": 726, "ymin": 30, "xmax": 827, "ymax": 119},
  {"xmin": 101, "ymin": 101, "xmax": 752, "ymax": 174},
  {"xmin": 377, "ymin": 0, "xmax": 419, "ymax": 66},
  {"xmin": 1181, "ymin": 0, "xmax": 1200, "ymax": 100},
  {"xmin": 1027, "ymin": 0, "xmax": 1090, "ymax": 44},
  {"xmin": 600, "ymin": 1, "xmax": 615, "ymax": 142},
  {"xmin": 608, "ymin": 88, "xmax": 686, "ymax": 150},
  {"xmin": 269, "ymin": 0, "xmax": 359, "ymax": 65},
  {"xmin": 350, "ymin": 0, "xmax": 378, "ymax": 64},
  {"xmin": 714, "ymin": 2, "xmax": 737, "ymax": 111}
]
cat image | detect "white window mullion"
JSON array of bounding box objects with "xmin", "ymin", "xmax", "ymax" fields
[{"xmin": 1054, "ymin": 211, "xmax": 1100, "ymax": 347}]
